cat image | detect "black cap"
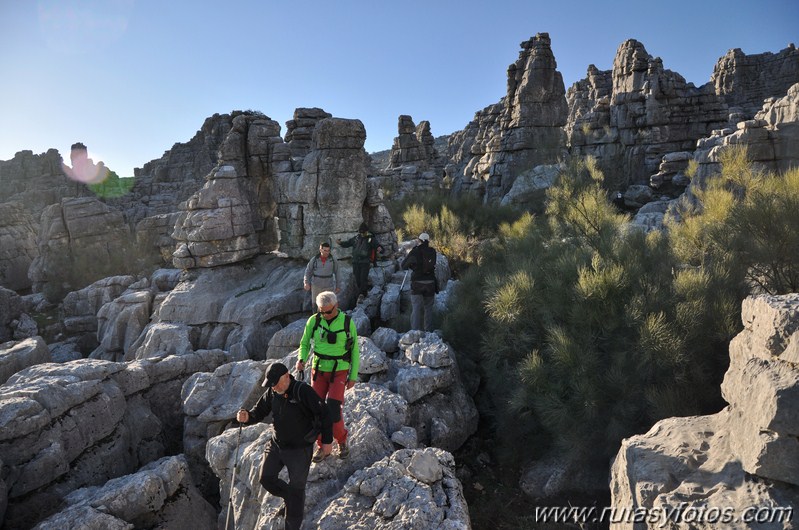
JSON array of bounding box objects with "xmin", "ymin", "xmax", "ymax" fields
[
  {"xmin": 359, "ymin": 222, "xmax": 368, "ymax": 233},
  {"xmin": 263, "ymin": 362, "xmax": 289, "ymax": 387}
]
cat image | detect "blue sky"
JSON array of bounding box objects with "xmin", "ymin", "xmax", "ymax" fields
[{"xmin": 1, "ymin": 0, "xmax": 797, "ymax": 179}]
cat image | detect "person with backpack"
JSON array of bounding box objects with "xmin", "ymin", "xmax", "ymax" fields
[
  {"xmin": 303, "ymin": 241, "xmax": 340, "ymax": 312},
  {"xmin": 236, "ymin": 362, "xmax": 332, "ymax": 530},
  {"xmin": 337, "ymin": 222, "xmax": 382, "ymax": 302},
  {"xmin": 401, "ymin": 232, "xmax": 438, "ymax": 332},
  {"xmin": 295, "ymin": 290, "xmax": 360, "ymax": 462}
]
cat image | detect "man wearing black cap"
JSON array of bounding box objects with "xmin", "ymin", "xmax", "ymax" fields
[
  {"xmin": 237, "ymin": 362, "xmax": 332, "ymax": 530},
  {"xmin": 337, "ymin": 222, "xmax": 382, "ymax": 302}
]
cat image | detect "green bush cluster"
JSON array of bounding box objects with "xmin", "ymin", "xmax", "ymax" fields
[{"xmin": 434, "ymin": 150, "xmax": 799, "ymax": 469}]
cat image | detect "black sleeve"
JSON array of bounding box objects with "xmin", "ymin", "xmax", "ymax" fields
[
  {"xmin": 299, "ymin": 384, "xmax": 333, "ymax": 444},
  {"xmin": 402, "ymin": 247, "xmax": 417, "ymax": 271},
  {"xmin": 246, "ymin": 390, "xmax": 273, "ymax": 424}
]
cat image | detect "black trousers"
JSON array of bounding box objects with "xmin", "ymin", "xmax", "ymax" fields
[
  {"xmin": 259, "ymin": 439, "xmax": 313, "ymax": 530},
  {"xmin": 353, "ymin": 262, "xmax": 370, "ymax": 296}
]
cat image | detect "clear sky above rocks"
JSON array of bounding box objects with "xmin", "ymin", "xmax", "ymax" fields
[{"xmin": 1, "ymin": 0, "xmax": 797, "ymax": 179}]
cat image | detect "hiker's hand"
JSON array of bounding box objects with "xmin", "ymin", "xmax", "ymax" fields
[
  {"xmin": 296, "ymin": 360, "xmax": 305, "ymax": 372},
  {"xmin": 303, "ymin": 283, "xmax": 310, "ymax": 291},
  {"xmin": 236, "ymin": 410, "xmax": 249, "ymax": 423},
  {"xmin": 346, "ymin": 380, "xmax": 356, "ymax": 390},
  {"xmin": 336, "ymin": 239, "xmax": 342, "ymax": 244},
  {"xmin": 322, "ymin": 443, "xmax": 333, "ymax": 457}
]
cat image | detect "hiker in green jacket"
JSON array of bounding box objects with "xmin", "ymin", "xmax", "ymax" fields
[
  {"xmin": 337, "ymin": 222, "xmax": 382, "ymax": 301},
  {"xmin": 295, "ymin": 290, "xmax": 360, "ymax": 462}
]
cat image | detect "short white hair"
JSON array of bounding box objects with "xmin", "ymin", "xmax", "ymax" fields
[{"xmin": 316, "ymin": 290, "xmax": 337, "ymax": 308}]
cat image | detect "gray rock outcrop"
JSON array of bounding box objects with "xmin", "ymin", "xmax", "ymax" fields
[
  {"xmin": 610, "ymin": 294, "xmax": 799, "ymax": 530},
  {"xmin": 31, "ymin": 455, "xmax": 216, "ymax": 530},
  {"xmin": 0, "ymin": 336, "xmax": 50, "ymax": 385},
  {"xmin": 313, "ymin": 448, "xmax": 470, "ymax": 530},
  {"xmin": 448, "ymin": 33, "xmax": 568, "ymax": 201},
  {"xmin": 28, "ymin": 197, "xmax": 135, "ymax": 302},
  {"xmin": 0, "ymin": 202, "xmax": 38, "ymax": 291},
  {"xmin": 0, "ymin": 350, "xmax": 228, "ymax": 529}
]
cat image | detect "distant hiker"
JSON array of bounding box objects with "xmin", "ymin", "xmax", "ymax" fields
[
  {"xmin": 612, "ymin": 191, "xmax": 626, "ymax": 211},
  {"xmin": 337, "ymin": 222, "xmax": 382, "ymax": 302},
  {"xmin": 402, "ymin": 232, "xmax": 438, "ymax": 331},
  {"xmin": 236, "ymin": 362, "xmax": 332, "ymax": 530},
  {"xmin": 304, "ymin": 242, "xmax": 340, "ymax": 313},
  {"xmin": 62, "ymin": 142, "xmax": 108, "ymax": 184},
  {"xmin": 295, "ymin": 291, "xmax": 359, "ymax": 462}
]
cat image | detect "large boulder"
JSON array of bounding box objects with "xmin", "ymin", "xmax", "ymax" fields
[
  {"xmin": 0, "ymin": 351, "xmax": 228, "ymax": 529},
  {"xmin": 32, "ymin": 455, "xmax": 216, "ymax": 530},
  {"xmin": 0, "ymin": 202, "xmax": 38, "ymax": 291},
  {"xmin": 0, "ymin": 336, "xmax": 50, "ymax": 385},
  {"xmin": 609, "ymin": 294, "xmax": 799, "ymax": 529}
]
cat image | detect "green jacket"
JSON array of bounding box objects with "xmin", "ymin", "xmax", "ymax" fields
[
  {"xmin": 299, "ymin": 311, "xmax": 360, "ymax": 380},
  {"xmin": 339, "ymin": 232, "xmax": 380, "ymax": 264}
]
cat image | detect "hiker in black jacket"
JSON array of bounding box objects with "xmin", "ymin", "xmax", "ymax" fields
[
  {"xmin": 401, "ymin": 232, "xmax": 438, "ymax": 331},
  {"xmin": 237, "ymin": 362, "xmax": 333, "ymax": 530}
]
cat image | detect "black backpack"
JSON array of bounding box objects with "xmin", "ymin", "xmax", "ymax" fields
[{"xmin": 420, "ymin": 246, "xmax": 436, "ymax": 275}]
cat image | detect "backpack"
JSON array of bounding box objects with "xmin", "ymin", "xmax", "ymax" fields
[
  {"xmin": 288, "ymin": 380, "xmax": 322, "ymax": 443},
  {"xmin": 420, "ymin": 246, "xmax": 436, "ymax": 275},
  {"xmin": 311, "ymin": 253, "xmax": 336, "ymax": 271}
]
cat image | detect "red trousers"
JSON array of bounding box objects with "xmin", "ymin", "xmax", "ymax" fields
[{"xmin": 311, "ymin": 369, "xmax": 349, "ymax": 445}]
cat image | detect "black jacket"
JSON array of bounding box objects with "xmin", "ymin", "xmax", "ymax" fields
[
  {"xmin": 245, "ymin": 377, "xmax": 333, "ymax": 448},
  {"xmin": 402, "ymin": 241, "xmax": 437, "ymax": 282}
]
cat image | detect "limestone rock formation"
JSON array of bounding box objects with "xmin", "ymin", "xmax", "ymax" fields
[
  {"xmin": 28, "ymin": 197, "xmax": 135, "ymax": 302},
  {"xmin": 0, "ymin": 202, "xmax": 38, "ymax": 291},
  {"xmin": 0, "ymin": 149, "xmax": 91, "ymax": 214},
  {"xmin": 388, "ymin": 115, "xmax": 439, "ymax": 169},
  {"xmin": 171, "ymin": 165, "xmax": 262, "ymax": 269},
  {"xmin": 712, "ymin": 44, "xmax": 799, "ymax": 119},
  {"xmin": 107, "ymin": 112, "xmax": 237, "ymax": 225},
  {"xmin": 691, "ymin": 82, "xmax": 799, "ymax": 189},
  {"xmin": 136, "ymin": 253, "xmax": 305, "ymax": 361},
  {"xmin": 313, "ymin": 448, "xmax": 470, "ymax": 529},
  {"xmin": 275, "ymin": 117, "xmax": 372, "ymax": 258},
  {"xmin": 61, "ymin": 275, "xmax": 137, "ymax": 337},
  {"xmin": 610, "ymin": 294, "xmax": 799, "ymax": 530},
  {"xmin": 31, "ymin": 455, "xmax": 217, "ymax": 530},
  {"xmin": 0, "ymin": 350, "xmax": 228, "ymax": 529},
  {"xmin": 567, "ymin": 39, "xmax": 731, "ymax": 188},
  {"xmin": 0, "ymin": 336, "xmax": 50, "ymax": 385},
  {"xmin": 285, "ymin": 107, "xmax": 333, "ymax": 158},
  {"xmin": 448, "ymin": 33, "xmax": 568, "ymax": 201}
]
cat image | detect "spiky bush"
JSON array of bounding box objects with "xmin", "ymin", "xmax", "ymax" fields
[{"xmin": 444, "ymin": 157, "xmax": 737, "ymax": 466}]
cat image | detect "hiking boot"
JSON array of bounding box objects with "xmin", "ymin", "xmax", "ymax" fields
[
  {"xmin": 338, "ymin": 441, "xmax": 349, "ymax": 459},
  {"xmin": 312, "ymin": 446, "xmax": 326, "ymax": 463}
]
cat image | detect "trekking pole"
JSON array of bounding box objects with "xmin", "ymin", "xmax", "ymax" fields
[
  {"xmin": 224, "ymin": 422, "xmax": 243, "ymax": 530},
  {"xmin": 399, "ymin": 270, "xmax": 409, "ymax": 291}
]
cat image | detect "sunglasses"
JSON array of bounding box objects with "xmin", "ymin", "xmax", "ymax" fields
[{"xmin": 319, "ymin": 306, "xmax": 336, "ymax": 315}]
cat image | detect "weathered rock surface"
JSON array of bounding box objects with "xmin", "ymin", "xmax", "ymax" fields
[
  {"xmin": 0, "ymin": 351, "xmax": 228, "ymax": 529},
  {"xmin": 32, "ymin": 455, "xmax": 216, "ymax": 530},
  {"xmin": 0, "ymin": 336, "xmax": 50, "ymax": 385},
  {"xmin": 0, "ymin": 149, "xmax": 91, "ymax": 214},
  {"xmin": 135, "ymin": 253, "xmax": 306, "ymax": 361},
  {"xmin": 610, "ymin": 294, "xmax": 799, "ymax": 529},
  {"xmin": 106, "ymin": 112, "xmax": 236, "ymax": 225},
  {"xmin": 28, "ymin": 197, "xmax": 135, "ymax": 301},
  {"xmin": 0, "ymin": 286, "xmax": 24, "ymax": 343},
  {"xmin": 0, "ymin": 202, "xmax": 38, "ymax": 291},
  {"xmin": 449, "ymin": 33, "xmax": 568, "ymax": 200},
  {"xmin": 171, "ymin": 165, "xmax": 262, "ymax": 268},
  {"xmin": 313, "ymin": 448, "xmax": 470, "ymax": 530},
  {"xmin": 691, "ymin": 82, "xmax": 799, "ymax": 189},
  {"xmin": 61, "ymin": 275, "xmax": 137, "ymax": 336}
]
